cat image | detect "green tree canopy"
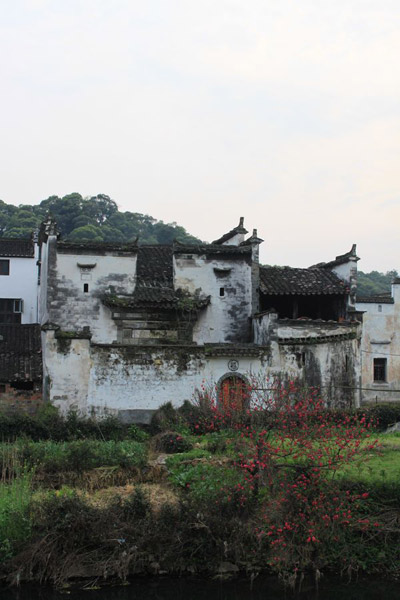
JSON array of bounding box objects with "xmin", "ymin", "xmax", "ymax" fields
[
  {"xmin": 357, "ymin": 270, "xmax": 399, "ymax": 297},
  {"xmin": 0, "ymin": 194, "xmax": 201, "ymax": 245}
]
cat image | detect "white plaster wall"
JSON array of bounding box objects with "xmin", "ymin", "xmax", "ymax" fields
[
  {"xmin": 0, "ymin": 251, "xmax": 39, "ymax": 323},
  {"xmin": 86, "ymin": 352, "xmax": 264, "ymax": 414},
  {"xmin": 356, "ymin": 292, "xmax": 400, "ymax": 403},
  {"xmin": 44, "ymin": 331, "xmax": 361, "ymax": 419},
  {"xmin": 277, "ymin": 337, "xmax": 361, "ymax": 407},
  {"xmin": 38, "ymin": 237, "xmax": 52, "ymax": 325},
  {"xmin": 253, "ymin": 312, "xmax": 361, "ymax": 407},
  {"xmin": 174, "ymin": 254, "xmax": 252, "ymax": 343},
  {"xmin": 42, "ymin": 331, "xmax": 91, "ymax": 413},
  {"xmin": 48, "ymin": 250, "xmax": 137, "ymax": 343},
  {"xmin": 221, "ymin": 233, "xmax": 245, "ymax": 246},
  {"xmin": 45, "ymin": 339, "xmax": 270, "ymax": 419},
  {"xmin": 331, "ymin": 262, "xmax": 352, "ymax": 283}
]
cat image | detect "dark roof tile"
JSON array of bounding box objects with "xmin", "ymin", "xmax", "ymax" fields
[
  {"xmin": 136, "ymin": 246, "xmax": 173, "ymax": 286},
  {"xmin": 57, "ymin": 240, "xmax": 138, "ymax": 254},
  {"xmin": 0, "ymin": 238, "xmax": 35, "ymax": 258},
  {"xmin": 0, "ymin": 324, "xmax": 42, "ymax": 382},
  {"xmin": 174, "ymin": 243, "xmax": 252, "ymax": 257},
  {"xmin": 356, "ymin": 295, "xmax": 394, "ymax": 304},
  {"xmin": 260, "ymin": 266, "xmax": 347, "ymax": 296}
]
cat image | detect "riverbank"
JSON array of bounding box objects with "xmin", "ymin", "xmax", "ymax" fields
[{"xmin": 1, "ymin": 403, "xmax": 400, "ymax": 588}]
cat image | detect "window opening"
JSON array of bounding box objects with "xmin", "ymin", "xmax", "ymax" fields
[
  {"xmin": 378, "ymin": 305, "xmax": 382, "ymax": 312},
  {"xmin": 83, "ymin": 284, "xmax": 89, "ymax": 293},
  {"xmin": 11, "ymin": 381, "xmax": 34, "ymax": 391},
  {"xmin": 219, "ymin": 287, "xmax": 225, "ymax": 297},
  {"xmin": 0, "ymin": 384, "xmax": 5, "ymax": 393},
  {"xmin": 13, "ymin": 299, "xmax": 23, "ymax": 313},
  {"xmin": 0, "ymin": 299, "xmax": 21, "ymax": 323},
  {"xmin": 373, "ymin": 358, "xmax": 387, "ymax": 382},
  {"xmin": 0, "ymin": 260, "xmax": 10, "ymax": 275},
  {"xmin": 345, "ymin": 355, "xmax": 349, "ymax": 372}
]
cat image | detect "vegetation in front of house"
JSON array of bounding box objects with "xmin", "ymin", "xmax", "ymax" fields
[{"xmin": 1, "ymin": 398, "xmax": 400, "ymax": 588}]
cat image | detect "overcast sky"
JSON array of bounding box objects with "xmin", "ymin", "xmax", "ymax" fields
[{"xmin": 1, "ymin": 1, "xmax": 399, "ymax": 271}]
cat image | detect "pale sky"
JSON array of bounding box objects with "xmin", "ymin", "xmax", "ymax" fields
[{"xmin": 1, "ymin": 0, "xmax": 399, "ymax": 271}]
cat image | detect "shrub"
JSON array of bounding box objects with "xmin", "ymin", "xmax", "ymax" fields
[
  {"xmin": 360, "ymin": 404, "xmax": 400, "ymax": 430},
  {"xmin": 128, "ymin": 424, "xmax": 149, "ymax": 443},
  {"xmin": 153, "ymin": 431, "xmax": 193, "ymax": 454},
  {"xmin": 0, "ymin": 407, "xmax": 133, "ymax": 442},
  {"xmin": 167, "ymin": 459, "xmax": 247, "ymax": 508},
  {"xmin": 120, "ymin": 486, "xmax": 151, "ymax": 520},
  {"xmin": 150, "ymin": 402, "xmax": 183, "ymax": 433}
]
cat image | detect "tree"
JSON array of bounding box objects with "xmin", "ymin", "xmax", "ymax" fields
[
  {"xmin": 67, "ymin": 225, "xmax": 104, "ymax": 242},
  {"xmin": 357, "ymin": 270, "xmax": 399, "ymax": 297},
  {"xmin": 0, "ymin": 194, "xmax": 201, "ymax": 245},
  {"xmin": 193, "ymin": 379, "xmax": 377, "ymax": 576}
]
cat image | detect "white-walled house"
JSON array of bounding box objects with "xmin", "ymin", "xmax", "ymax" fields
[
  {"xmin": 0, "ymin": 237, "xmax": 42, "ymax": 411},
  {"xmin": 356, "ymin": 279, "xmax": 400, "ymax": 403},
  {"xmin": 0, "ymin": 237, "xmax": 39, "ymax": 324},
  {"xmin": 38, "ymin": 216, "xmax": 362, "ymax": 422}
]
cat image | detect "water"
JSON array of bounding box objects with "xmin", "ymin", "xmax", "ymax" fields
[{"xmin": 1, "ymin": 576, "xmax": 400, "ymax": 600}]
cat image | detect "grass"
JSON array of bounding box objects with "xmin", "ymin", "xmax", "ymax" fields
[
  {"xmin": 335, "ymin": 433, "xmax": 400, "ymax": 484},
  {"xmin": 0, "ymin": 439, "xmax": 148, "ymax": 474},
  {"xmin": 0, "ymin": 468, "xmax": 33, "ymax": 561}
]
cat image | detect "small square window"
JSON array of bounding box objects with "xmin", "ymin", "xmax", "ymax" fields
[
  {"xmin": 373, "ymin": 358, "xmax": 387, "ymax": 382},
  {"xmin": 13, "ymin": 299, "xmax": 23, "ymax": 313},
  {"xmin": 219, "ymin": 287, "xmax": 225, "ymax": 297},
  {"xmin": 0, "ymin": 260, "xmax": 10, "ymax": 275}
]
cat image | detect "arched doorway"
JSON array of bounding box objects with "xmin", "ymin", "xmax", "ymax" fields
[{"xmin": 218, "ymin": 374, "xmax": 249, "ymax": 411}]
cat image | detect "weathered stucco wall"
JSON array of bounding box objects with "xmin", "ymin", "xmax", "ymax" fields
[
  {"xmin": 356, "ymin": 282, "xmax": 400, "ymax": 403},
  {"xmin": 42, "ymin": 331, "xmax": 270, "ymax": 422},
  {"xmin": 174, "ymin": 253, "xmax": 252, "ymax": 344},
  {"xmin": 43, "ymin": 240, "xmax": 137, "ymax": 343},
  {"xmin": 42, "ymin": 330, "xmax": 91, "ymax": 412},
  {"xmin": 254, "ymin": 312, "xmax": 361, "ymax": 407}
]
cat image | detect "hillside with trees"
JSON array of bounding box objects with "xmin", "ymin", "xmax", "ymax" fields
[
  {"xmin": 357, "ymin": 269, "xmax": 399, "ymax": 297},
  {"xmin": 0, "ymin": 193, "xmax": 201, "ymax": 245}
]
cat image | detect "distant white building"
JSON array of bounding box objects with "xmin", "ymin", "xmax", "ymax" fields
[
  {"xmin": 0, "ymin": 237, "xmax": 39, "ymax": 324},
  {"xmin": 356, "ymin": 279, "xmax": 400, "ymax": 403}
]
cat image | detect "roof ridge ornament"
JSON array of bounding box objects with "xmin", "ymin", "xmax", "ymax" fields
[{"xmin": 211, "ymin": 217, "xmax": 249, "ymax": 245}]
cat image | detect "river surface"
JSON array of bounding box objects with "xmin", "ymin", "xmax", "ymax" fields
[{"xmin": 2, "ymin": 576, "xmax": 400, "ymax": 600}]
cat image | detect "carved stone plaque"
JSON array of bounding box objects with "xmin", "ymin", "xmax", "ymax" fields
[{"xmin": 228, "ymin": 359, "xmax": 239, "ymax": 372}]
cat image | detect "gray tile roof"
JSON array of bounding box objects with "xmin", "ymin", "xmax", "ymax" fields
[
  {"xmin": 260, "ymin": 266, "xmax": 347, "ymax": 296},
  {"xmin": 0, "ymin": 324, "xmax": 42, "ymax": 382},
  {"xmin": 57, "ymin": 240, "xmax": 138, "ymax": 255},
  {"xmin": 0, "ymin": 238, "xmax": 35, "ymax": 258},
  {"xmin": 136, "ymin": 246, "xmax": 173, "ymax": 286},
  {"xmin": 174, "ymin": 243, "xmax": 252, "ymax": 257},
  {"xmin": 356, "ymin": 295, "xmax": 394, "ymax": 304}
]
